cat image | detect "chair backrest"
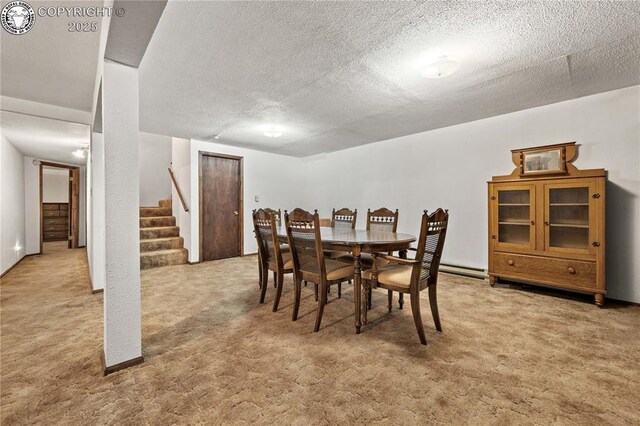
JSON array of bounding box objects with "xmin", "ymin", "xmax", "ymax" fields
[
  {"xmin": 331, "ymin": 207, "xmax": 357, "ymax": 229},
  {"xmin": 252, "ymin": 208, "xmax": 282, "ymax": 267},
  {"xmin": 366, "ymin": 208, "xmax": 399, "ymax": 232},
  {"xmin": 412, "ymin": 209, "xmax": 449, "ymax": 287},
  {"xmin": 264, "ymin": 208, "xmax": 282, "ymax": 227},
  {"xmin": 285, "ymin": 208, "xmax": 325, "ymax": 278}
]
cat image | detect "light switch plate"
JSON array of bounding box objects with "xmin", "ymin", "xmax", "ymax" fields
[{"xmin": 255, "ymin": 195, "xmax": 259, "ymax": 202}]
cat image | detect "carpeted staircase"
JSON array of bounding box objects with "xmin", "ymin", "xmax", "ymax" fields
[{"xmin": 140, "ymin": 199, "xmax": 188, "ymax": 269}]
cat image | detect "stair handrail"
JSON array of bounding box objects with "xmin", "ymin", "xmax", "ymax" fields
[{"xmin": 168, "ymin": 167, "xmax": 189, "ymax": 212}]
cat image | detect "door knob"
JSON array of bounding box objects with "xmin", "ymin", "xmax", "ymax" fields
[{"xmin": 234, "ymin": 211, "xmax": 239, "ymax": 215}]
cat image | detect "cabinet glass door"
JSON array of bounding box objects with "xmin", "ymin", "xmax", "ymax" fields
[
  {"xmin": 545, "ymin": 183, "xmax": 594, "ymax": 254},
  {"xmin": 493, "ymin": 186, "xmax": 535, "ymax": 250}
]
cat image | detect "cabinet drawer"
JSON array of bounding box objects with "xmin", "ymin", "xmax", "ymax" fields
[
  {"xmin": 43, "ymin": 204, "xmax": 59, "ymax": 211},
  {"xmin": 43, "ymin": 211, "xmax": 60, "ymax": 217},
  {"xmin": 44, "ymin": 231, "xmax": 67, "ymax": 239},
  {"xmin": 44, "ymin": 218, "xmax": 67, "ymax": 225},
  {"xmin": 44, "ymin": 224, "xmax": 68, "ymax": 231},
  {"xmin": 493, "ymin": 252, "xmax": 596, "ymax": 289}
]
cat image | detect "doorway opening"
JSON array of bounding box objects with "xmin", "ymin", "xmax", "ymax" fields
[
  {"xmin": 199, "ymin": 151, "xmax": 243, "ymax": 262},
  {"xmin": 40, "ymin": 162, "xmax": 80, "ymax": 253}
]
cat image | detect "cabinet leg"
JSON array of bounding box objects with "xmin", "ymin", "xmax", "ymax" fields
[
  {"xmin": 595, "ymin": 293, "xmax": 604, "ymax": 308},
  {"xmin": 489, "ymin": 275, "xmax": 496, "ymax": 287}
]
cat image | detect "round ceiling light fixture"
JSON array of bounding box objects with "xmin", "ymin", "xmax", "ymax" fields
[
  {"xmin": 262, "ymin": 125, "xmax": 284, "ymax": 138},
  {"xmin": 421, "ymin": 56, "xmax": 459, "ymax": 79}
]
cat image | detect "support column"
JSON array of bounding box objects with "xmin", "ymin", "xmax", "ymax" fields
[
  {"xmin": 102, "ymin": 59, "xmax": 142, "ymax": 374},
  {"xmin": 89, "ymin": 132, "xmax": 105, "ymax": 292}
]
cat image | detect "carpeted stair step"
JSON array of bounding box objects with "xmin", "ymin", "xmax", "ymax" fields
[
  {"xmin": 140, "ymin": 216, "xmax": 176, "ymax": 228},
  {"xmin": 140, "ymin": 236, "xmax": 184, "ymax": 252},
  {"xmin": 140, "ymin": 226, "xmax": 179, "ymax": 239},
  {"xmin": 140, "ymin": 249, "xmax": 188, "ymax": 270},
  {"xmin": 158, "ymin": 199, "xmax": 172, "ymax": 208},
  {"xmin": 140, "ymin": 206, "xmax": 172, "ymax": 217}
]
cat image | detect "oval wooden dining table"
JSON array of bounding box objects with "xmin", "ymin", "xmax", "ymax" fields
[{"xmin": 276, "ymin": 226, "xmax": 416, "ymax": 334}]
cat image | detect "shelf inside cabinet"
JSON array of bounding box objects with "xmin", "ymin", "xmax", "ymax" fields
[{"xmin": 549, "ymin": 223, "xmax": 589, "ymax": 229}]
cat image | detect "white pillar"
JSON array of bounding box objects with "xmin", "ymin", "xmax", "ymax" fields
[
  {"xmin": 102, "ymin": 59, "xmax": 142, "ymax": 371},
  {"xmin": 90, "ymin": 132, "xmax": 105, "ymax": 291}
]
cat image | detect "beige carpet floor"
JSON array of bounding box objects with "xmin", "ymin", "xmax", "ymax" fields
[{"xmin": 1, "ymin": 242, "xmax": 639, "ymax": 425}]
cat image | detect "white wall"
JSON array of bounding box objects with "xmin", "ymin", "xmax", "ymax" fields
[
  {"xmin": 42, "ymin": 168, "xmax": 69, "ymax": 202},
  {"xmin": 299, "ymin": 86, "xmax": 640, "ymax": 303},
  {"xmin": 171, "ymin": 137, "xmax": 192, "ymax": 260},
  {"xmin": 1, "ymin": 137, "xmax": 26, "ymax": 275},
  {"xmin": 139, "ymin": 131, "xmax": 172, "ymax": 207}
]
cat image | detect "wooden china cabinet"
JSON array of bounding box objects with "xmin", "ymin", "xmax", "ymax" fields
[{"xmin": 488, "ymin": 142, "xmax": 607, "ymax": 306}]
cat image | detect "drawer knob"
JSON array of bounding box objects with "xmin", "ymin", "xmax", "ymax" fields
[
  {"xmin": 508, "ymin": 260, "xmax": 514, "ymax": 266},
  {"xmin": 568, "ymin": 267, "xmax": 576, "ymax": 275}
]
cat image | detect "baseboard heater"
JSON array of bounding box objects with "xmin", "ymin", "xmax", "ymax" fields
[{"xmin": 439, "ymin": 263, "xmax": 488, "ymax": 280}]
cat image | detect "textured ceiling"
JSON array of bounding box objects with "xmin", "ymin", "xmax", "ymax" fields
[
  {"xmin": 0, "ymin": 1, "xmax": 103, "ymax": 112},
  {"xmin": 1, "ymin": 111, "xmax": 89, "ymax": 165},
  {"xmin": 140, "ymin": 1, "xmax": 640, "ymax": 157},
  {"xmin": 105, "ymin": 0, "xmax": 167, "ymax": 67}
]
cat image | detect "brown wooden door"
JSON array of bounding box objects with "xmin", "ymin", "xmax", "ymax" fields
[
  {"xmin": 200, "ymin": 154, "xmax": 242, "ymax": 261},
  {"xmin": 68, "ymin": 168, "xmax": 80, "ymax": 248}
]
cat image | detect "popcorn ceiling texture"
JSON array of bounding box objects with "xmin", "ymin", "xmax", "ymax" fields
[
  {"xmin": 140, "ymin": 1, "xmax": 640, "ymax": 157},
  {"xmin": 2, "ymin": 243, "xmax": 639, "ymax": 424}
]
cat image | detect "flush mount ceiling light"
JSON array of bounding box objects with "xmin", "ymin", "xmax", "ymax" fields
[
  {"xmin": 262, "ymin": 125, "xmax": 284, "ymax": 138},
  {"xmin": 421, "ymin": 56, "xmax": 460, "ymax": 79}
]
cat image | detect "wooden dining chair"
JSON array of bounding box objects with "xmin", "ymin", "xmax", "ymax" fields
[
  {"xmin": 362, "ymin": 209, "xmax": 449, "ymax": 345},
  {"xmin": 337, "ymin": 207, "xmax": 399, "ymax": 308},
  {"xmin": 324, "ymin": 207, "xmax": 357, "ymax": 259},
  {"xmin": 285, "ymin": 208, "xmax": 354, "ymax": 332},
  {"xmin": 253, "ymin": 209, "xmax": 294, "ymax": 312},
  {"xmin": 258, "ymin": 208, "xmax": 289, "ymax": 288}
]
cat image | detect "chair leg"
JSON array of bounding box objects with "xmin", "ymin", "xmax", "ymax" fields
[
  {"xmin": 273, "ymin": 271, "xmax": 277, "ymax": 288},
  {"xmin": 410, "ymin": 292, "xmax": 427, "ymax": 345},
  {"xmin": 428, "ymin": 285, "xmax": 442, "ymax": 332},
  {"xmin": 398, "ymin": 293, "xmax": 404, "ymax": 309},
  {"xmin": 315, "ymin": 282, "xmax": 327, "ymax": 332},
  {"xmin": 304, "ymin": 280, "xmax": 307, "ymax": 287},
  {"xmin": 259, "ymin": 267, "xmax": 269, "ymax": 304},
  {"xmin": 338, "ymin": 282, "xmax": 342, "ymax": 298},
  {"xmin": 387, "ymin": 290, "xmax": 393, "ymax": 312},
  {"xmin": 258, "ymin": 261, "xmax": 263, "ymax": 289},
  {"xmin": 326, "ymin": 286, "xmax": 329, "ymax": 305},
  {"xmin": 314, "ymin": 284, "xmax": 318, "ymax": 302},
  {"xmin": 292, "ymin": 274, "xmax": 302, "ymax": 321},
  {"xmin": 272, "ymin": 270, "xmax": 284, "ymax": 312},
  {"xmin": 367, "ymin": 287, "xmax": 372, "ymax": 310}
]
